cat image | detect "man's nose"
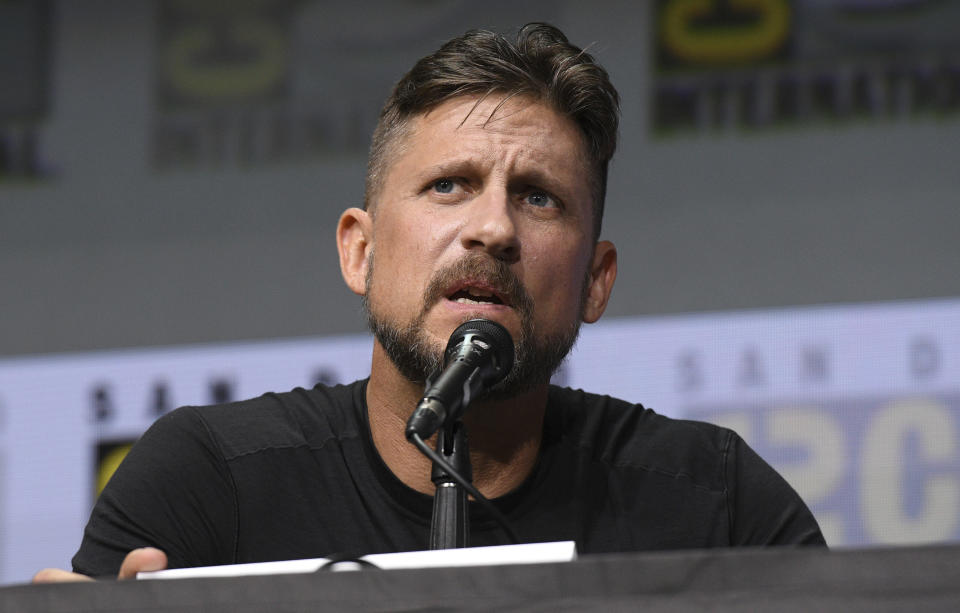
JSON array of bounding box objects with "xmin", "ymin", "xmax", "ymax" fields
[{"xmin": 459, "ymin": 189, "xmax": 521, "ymax": 262}]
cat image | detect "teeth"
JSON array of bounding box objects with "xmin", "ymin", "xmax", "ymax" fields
[
  {"xmin": 466, "ymin": 287, "xmax": 493, "ymax": 298},
  {"xmin": 449, "ymin": 286, "xmax": 501, "ymax": 305}
]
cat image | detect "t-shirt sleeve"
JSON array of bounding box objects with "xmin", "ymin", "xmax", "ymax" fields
[
  {"xmin": 724, "ymin": 430, "xmax": 827, "ymax": 546},
  {"xmin": 71, "ymin": 406, "xmax": 237, "ymax": 576}
]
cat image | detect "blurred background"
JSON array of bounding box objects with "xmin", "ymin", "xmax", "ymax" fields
[{"xmin": 1, "ymin": 0, "xmax": 959, "ymax": 585}]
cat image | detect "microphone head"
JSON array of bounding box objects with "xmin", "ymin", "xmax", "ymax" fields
[{"xmin": 444, "ymin": 318, "xmax": 514, "ymax": 386}]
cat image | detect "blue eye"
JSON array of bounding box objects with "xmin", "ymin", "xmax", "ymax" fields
[
  {"xmin": 525, "ymin": 191, "xmax": 556, "ymax": 208},
  {"xmin": 433, "ymin": 179, "xmax": 455, "ymax": 193}
]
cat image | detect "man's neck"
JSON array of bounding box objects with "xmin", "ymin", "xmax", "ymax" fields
[{"xmin": 365, "ymin": 342, "xmax": 548, "ymax": 499}]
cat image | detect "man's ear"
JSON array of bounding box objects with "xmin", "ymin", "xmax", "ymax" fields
[
  {"xmin": 337, "ymin": 207, "xmax": 373, "ymax": 296},
  {"xmin": 582, "ymin": 240, "xmax": 617, "ymax": 323}
]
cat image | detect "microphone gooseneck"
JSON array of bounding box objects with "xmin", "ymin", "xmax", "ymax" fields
[{"xmin": 404, "ymin": 318, "xmax": 514, "ymax": 441}]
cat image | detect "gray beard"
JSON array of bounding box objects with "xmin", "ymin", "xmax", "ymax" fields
[{"xmin": 363, "ymin": 252, "xmax": 585, "ymax": 399}]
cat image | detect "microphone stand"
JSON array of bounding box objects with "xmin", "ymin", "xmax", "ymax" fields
[{"xmin": 429, "ymin": 419, "xmax": 471, "ymax": 549}]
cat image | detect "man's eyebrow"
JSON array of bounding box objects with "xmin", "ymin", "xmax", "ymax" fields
[
  {"xmin": 511, "ymin": 167, "xmax": 561, "ymax": 187},
  {"xmin": 416, "ymin": 160, "xmax": 478, "ymax": 178},
  {"xmin": 510, "ymin": 166, "xmax": 581, "ymax": 197}
]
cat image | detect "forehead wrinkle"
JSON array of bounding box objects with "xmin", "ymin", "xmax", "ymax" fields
[
  {"xmin": 436, "ymin": 136, "xmax": 535, "ymax": 185},
  {"xmin": 415, "ymin": 120, "xmax": 529, "ymax": 176}
]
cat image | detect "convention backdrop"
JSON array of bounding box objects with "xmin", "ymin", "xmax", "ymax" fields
[{"xmin": 1, "ymin": 0, "xmax": 958, "ymax": 585}]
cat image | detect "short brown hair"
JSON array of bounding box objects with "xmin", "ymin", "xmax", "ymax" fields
[{"xmin": 364, "ymin": 22, "xmax": 620, "ymax": 239}]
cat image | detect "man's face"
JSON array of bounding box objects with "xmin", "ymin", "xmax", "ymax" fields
[{"xmin": 356, "ymin": 95, "xmax": 612, "ymax": 391}]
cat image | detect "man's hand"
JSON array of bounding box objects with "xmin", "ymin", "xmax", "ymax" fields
[{"xmin": 32, "ymin": 547, "xmax": 168, "ymax": 583}]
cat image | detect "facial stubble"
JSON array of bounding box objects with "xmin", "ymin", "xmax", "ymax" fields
[{"xmin": 363, "ymin": 251, "xmax": 589, "ymax": 400}]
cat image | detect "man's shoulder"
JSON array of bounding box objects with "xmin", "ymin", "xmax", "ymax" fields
[
  {"xmin": 162, "ymin": 379, "xmax": 367, "ymax": 461},
  {"xmin": 548, "ymin": 385, "xmax": 734, "ymax": 449},
  {"xmin": 548, "ymin": 385, "xmax": 735, "ymax": 489}
]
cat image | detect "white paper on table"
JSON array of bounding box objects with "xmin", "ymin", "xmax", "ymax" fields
[{"xmin": 137, "ymin": 540, "xmax": 577, "ymax": 580}]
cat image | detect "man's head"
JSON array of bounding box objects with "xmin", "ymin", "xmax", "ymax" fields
[
  {"xmin": 338, "ymin": 23, "xmax": 620, "ymax": 394},
  {"xmin": 364, "ymin": 23, "xmax": 619, "ymax": 240}
]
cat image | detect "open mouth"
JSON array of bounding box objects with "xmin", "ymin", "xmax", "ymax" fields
[{"xmin": 446, "ymin": 285, "xmax": 507, "ymax": 306}]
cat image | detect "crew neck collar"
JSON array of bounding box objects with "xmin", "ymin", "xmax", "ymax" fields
[{"xmin": 352, "ymin": 379, "xmax": 560, "ymax": 531}]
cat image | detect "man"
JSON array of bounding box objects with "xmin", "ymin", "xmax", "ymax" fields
[{"xmin": 35, "ymin": 22, "xmax": 823, "ymax": 583}]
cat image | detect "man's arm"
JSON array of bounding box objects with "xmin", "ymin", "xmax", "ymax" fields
[
  {"xmin": 71, "ymin": 406, "xmax": 237, "ymax": 576},
  {"xmin": 725, "ymin": 430, "xmax": 827, "ymax": 546}
]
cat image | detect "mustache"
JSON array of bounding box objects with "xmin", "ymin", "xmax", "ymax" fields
[{"xmin": 422, "ymin": 254, "xmax": 533, "ymax": 319}]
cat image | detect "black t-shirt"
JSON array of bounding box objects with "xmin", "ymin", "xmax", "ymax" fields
[{"xmin": 72, "ymin": 380, "xmax": 825, "ymax": 576}]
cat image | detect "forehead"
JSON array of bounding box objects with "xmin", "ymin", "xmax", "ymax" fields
[
  {"xmin": 425, "ymin": 94, "xmax": 564, "ymax": 129},
  {"xmin": 416, "ymin": 94, "xmax": 586, "ymax": 155}
]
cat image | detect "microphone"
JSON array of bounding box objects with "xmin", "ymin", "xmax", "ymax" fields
[{"xmin": 405, "ymin": 319, "xmax": 514, "ymax": 441}]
